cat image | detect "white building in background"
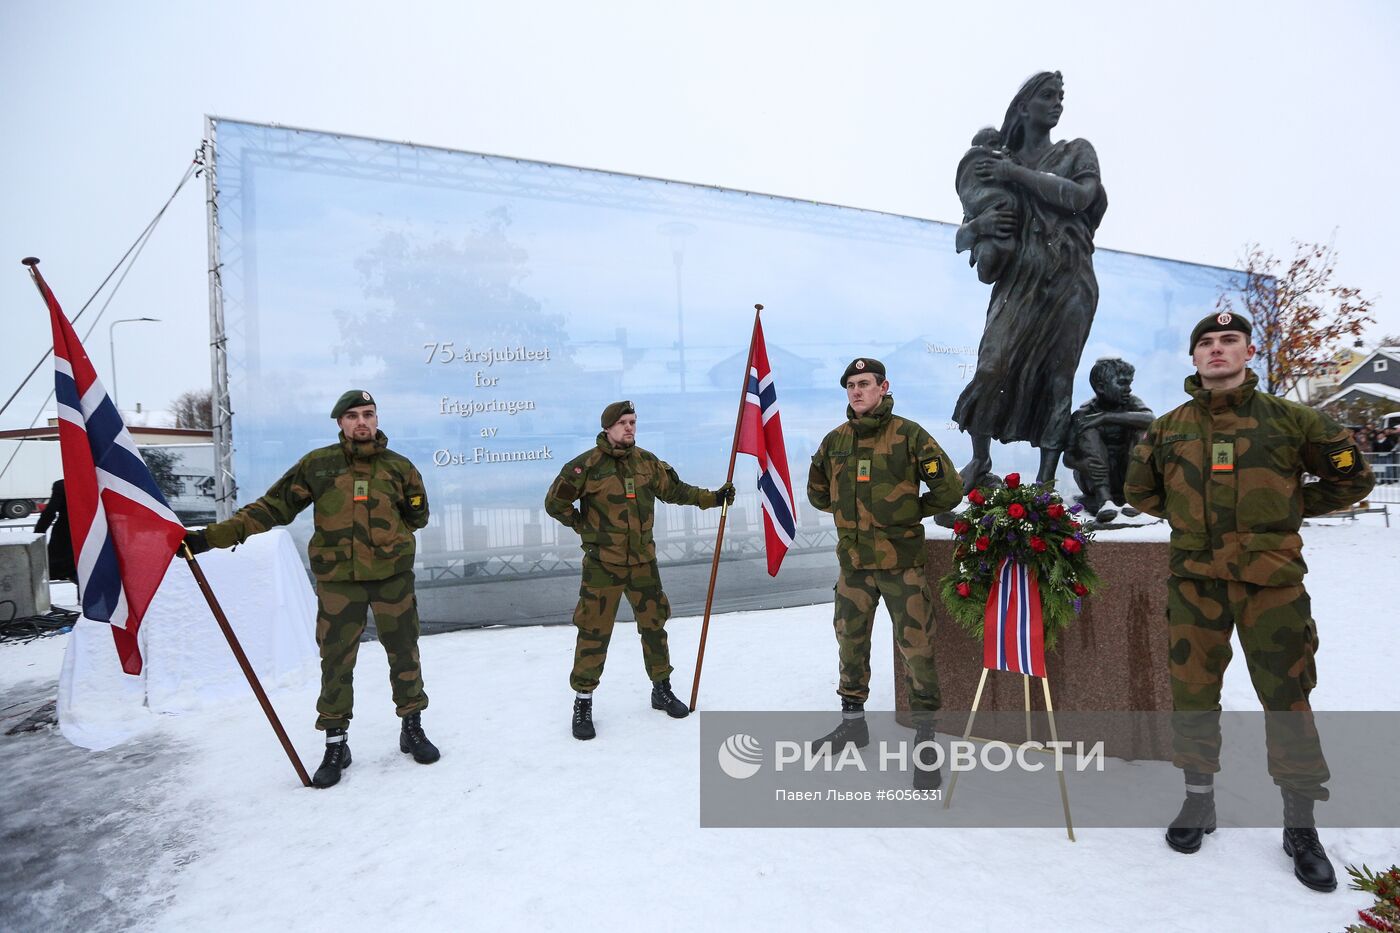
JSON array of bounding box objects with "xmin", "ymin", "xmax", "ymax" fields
[{"xmin": 1313, "ymin": 346, "xmax": 1400, "ymax": 413}]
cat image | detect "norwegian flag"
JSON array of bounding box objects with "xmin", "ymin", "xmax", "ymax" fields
[
  {"xmin": 39, "ymin": 270, "xmax": 186, "ymax": 675},
  {"xmin": 735, "ymin": 318, "xmax": 796, "ymax": 576},
  {"xmin": 982, "ymin": 558, "xmax": 1047, "ymax": 678}
]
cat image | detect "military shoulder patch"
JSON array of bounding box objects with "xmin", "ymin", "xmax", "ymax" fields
[
  {"xmin": 409, "ymin": 494, "xmax": 424, "ymax": 509},
  {"xmin": 1328, "ymin": 445, "xmax": 1359, "ymax": 474},
  {"xmin": 921, "ymin": 455, "xmax": 944, "ymax": 481}
]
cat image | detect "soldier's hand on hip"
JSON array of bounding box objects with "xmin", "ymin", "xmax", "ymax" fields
[{"xmin": 715, "ymin": 483, "xmax": 736, "ymax": 506}]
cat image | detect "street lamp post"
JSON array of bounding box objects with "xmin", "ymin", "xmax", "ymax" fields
[
  {"xmin": 657, "ymin": 222, "xmax": 697, "ymax": 395},
  {"xmin": 109, "ymin": 317, "xmax": 160, "ymax": 411}
]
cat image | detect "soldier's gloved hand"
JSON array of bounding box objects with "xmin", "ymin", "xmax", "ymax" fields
[
  {"xmin": 714, "ymin": 483, "xmax": 736, "ymax": 506},
  {"xmin": 183, "ymin": 530, "xmax": 210, "ymax": 556}
]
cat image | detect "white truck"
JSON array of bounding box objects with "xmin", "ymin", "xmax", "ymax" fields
[
  {"xmin": 0, "ymin": 438, "xmax": 62, "ymax": 519},
  {"xmin": 0, "ymin": 439, "xmax": 216, "ymax": 523}
]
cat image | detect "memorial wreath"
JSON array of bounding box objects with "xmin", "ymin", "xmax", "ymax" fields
[{"xmin": 938, "ymin": 472, "xmax": 1101, "ymax": 648}]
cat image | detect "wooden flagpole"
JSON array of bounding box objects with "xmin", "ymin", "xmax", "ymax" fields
[
  {"xmin": 688, "ymin": 303, "xmax": 763, "ymax": 712},
  {"xmin": 181, "ymin": 544, "xmax": 312, "ymax": 787}
]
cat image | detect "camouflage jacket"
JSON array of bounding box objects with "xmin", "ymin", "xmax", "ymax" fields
[
  {"xmin": 204, "ymin": 430, "xmax": 429, "ymax": 583},
  {"xmin": 544, "ymin": 433, "xmax": 720, "ymax": 566},
  {"xmin": 1124, "ymin": 371, "xmax": 1373, "ymax": 586},
  {"xmin": 807, "ymin": 395, "xmax": 963, "ymax": 570}
]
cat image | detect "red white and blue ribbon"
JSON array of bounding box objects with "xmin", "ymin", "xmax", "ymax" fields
[{"xmin": 982, "ymin": 558, "xmax": 1047, "ymax": 678}]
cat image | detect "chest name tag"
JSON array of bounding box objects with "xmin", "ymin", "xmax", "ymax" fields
[
  {"xmin": 354, "ymin": 480, "xmax": 369, "ymax": 501},
  {"xmin": 1211, "ymin": 442, "xmax": 1235, "ymax": 473},
  {"xmin": 624, "ymin": 477, "xmax": 636, "ymax": 499},
  {"xmin": 857, "ymin": 459, "xmax": 872, "ymax": 482}
]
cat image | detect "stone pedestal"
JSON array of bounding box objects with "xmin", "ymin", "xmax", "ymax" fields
[{"xmin": 895, "ymin": 540, "xmax": 1175, "ymax": 760}]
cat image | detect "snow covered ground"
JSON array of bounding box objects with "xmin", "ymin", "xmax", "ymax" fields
[{"xmin": 2, "ymin": 514, "xmax": 1397, "ymax": 932}]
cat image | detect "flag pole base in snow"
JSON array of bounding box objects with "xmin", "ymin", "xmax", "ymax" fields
[
  {"xmin": 942, "ymin": 667, "xmax": 1075, "ymax": 842},
  {"xmin": 182, "ymin": 544, "xmax": 312, "ymax": 787}
]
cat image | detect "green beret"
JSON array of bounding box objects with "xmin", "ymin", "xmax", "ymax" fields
[
  {"xmin": 1189, "ymin": 311, "xmax": 1252, "ymax": 353},
  {"xmin": 331, "ymin": 389, "xmax": 376, "ymax": 419},
  {"xmin": 840, "ymin": 357, "xmax": 886, "ymax": 387},
  {"xmin": 600, "ymin": 400, "xmax": 635, "ymax": 428}
]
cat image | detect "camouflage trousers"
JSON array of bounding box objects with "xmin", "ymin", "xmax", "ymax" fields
[
  {"xmin": 314, "ymin": 571, "xmax": 428, "ymax": 731},
  {"xmin": 1167, "ymin": 576, "xmax": 1328, "ymax": 800},
  {"xmin": 833, "ymin": 565, "xmax": 942, "ymax": 712},
  {"xmin": 570, "ymin": 557, "xmax": 672, "ymax": 693}
]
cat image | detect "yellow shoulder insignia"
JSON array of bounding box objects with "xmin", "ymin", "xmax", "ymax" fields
[
  {"xmin": 922, "ymin": 456, "xmax": 943, "ymax": 479},
  {"xmin": 1328, "ymin": 446, "xmax": 1357, "ymax": 474}
]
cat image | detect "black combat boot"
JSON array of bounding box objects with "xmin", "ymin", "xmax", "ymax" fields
[
  {"xmin": 651, "ymin": 679, "xmax": 690, "ymax": 719},
  {"xmin": 1165, "ymin": 770, "xmax": 1216, "ymax": 853},
  {"xmin": 399, "ymin": 711, "xmax": 440, "ymax": 763},
  {"xmin": 1282, "ymin": 789, "xmax": 1337, "ymax": 892},
  {"xmin": 912, "ymin": 716, "xmax": 942, "ymax": 790},
  {"xmin": 812, "ymin": 698, "xmax": 870, "ymax": 754},
  {"xmin": 572, "ymin": 693, "xmax": 596, "ymax": 740},
  {"xmin": 312, "ymin": 728, "xmax": 351, "ymax": 788}
]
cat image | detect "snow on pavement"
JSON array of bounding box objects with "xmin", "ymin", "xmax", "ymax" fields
[{"xmin": 1, "ymin": 516, "xmax": 1397, "ymax": 931}]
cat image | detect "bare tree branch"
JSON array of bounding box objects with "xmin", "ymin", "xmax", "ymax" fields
[{"xmin": 1216, "ymin": 239, "xmax": 1375, "ymax": 397}]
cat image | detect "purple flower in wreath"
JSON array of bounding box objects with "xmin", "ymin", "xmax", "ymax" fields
[
  {"xmin": 1073, "ymin": 598, "xmax": 1083, "ymax": 613},
  {"xmin": 1073, "ymin": 532, "xmax": 1086, "ymax": 544},
  {"xmin": 1068, "ymin": 502, "xmax": 1085, "ymax": 515},
  {"xmin": 1029, "ymin": 511, "xmax": 1040, "ymax": 523},
  {"xmin": 980, "ymin": 515, "xmax": 995, "ymax": 528},
  {"xmin": 979, "ymin": 560, "xmax": 990, "ymax": 572}
]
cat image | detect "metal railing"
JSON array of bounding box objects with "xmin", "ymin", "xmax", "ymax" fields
[
  {"xmin": 412, "ymin": 489, "xmax": 836, "ymax": 587},
  {"xmin": 1364, "ymin": 449, "xmax": 1399, "ymax": 502}
]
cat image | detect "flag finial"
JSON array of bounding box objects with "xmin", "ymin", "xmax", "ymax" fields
[{"xmin": 21, "ymin": 256, "xmax": 40, "ymax": 267}]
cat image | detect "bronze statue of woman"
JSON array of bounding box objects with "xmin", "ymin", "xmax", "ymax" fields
[{"xmin": 952, "ymin": 71, "xmax": 1108, "ymax": 490}]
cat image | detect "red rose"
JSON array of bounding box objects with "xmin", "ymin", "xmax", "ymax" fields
[
  {"xmin": 975, "ymin": 535, "xmax": 990, "ymax": 552},
  {"xmin": 956, "ymin": 582, "xmax": 972, "ymax": 598},
  {"xmin": 1029, "ymin": 536, "xmax": 1047, "ymax": 552},
  {"xmin": 1072, "ymin": 582, "xmax": 1088, "ymax": 596},
  {"xmin": 1061, "ymin": 538, "xmax": 1082, "ymax": 554},
  {"xmin": 1007, "ymin": 503, "xmax": 1026, "ymax": 519},
  {"xmin": 1005, "ymin": 472, "xmax": 1021, "ymax": 489},
  {"xmin": 953, "ymin": 520, "xmax": 970, "ymax": 535},
  {"xmin": 967, "ymin": 489, "xmax": 986, "ymax": 505},
  {"xmin": 1046, "ymin": 503, "xmax": 1065, "ymax": 519}
]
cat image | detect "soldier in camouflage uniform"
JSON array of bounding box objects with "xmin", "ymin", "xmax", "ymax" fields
[
  {"xmin": 1125, "ymin": 312, "xmax": 1373, "ymax": 891},
  {"xmin": 807, "ymin": 358, "xmax": 963, "ymax": 789},
  {"xmin": 545, "ymin": 400, "xmax": 734, "ymax": 740},
  {"xmin": 185, "ymin": 390, "xmax": 440, "ymax": 788}
]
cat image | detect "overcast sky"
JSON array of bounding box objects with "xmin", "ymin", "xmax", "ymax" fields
[{"xmin": 2, "ymin": 0, "xmax": 1397, "ymax": 429}]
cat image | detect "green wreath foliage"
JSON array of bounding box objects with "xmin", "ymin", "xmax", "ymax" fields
[{"xmin": 937, "ymin": 473, "xmax": 1101, "ymax": 650}]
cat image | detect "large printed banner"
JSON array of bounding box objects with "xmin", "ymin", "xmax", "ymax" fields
[{"xmin": 210, "ymin": 119, "xmax": 1239, "ymax": 626}]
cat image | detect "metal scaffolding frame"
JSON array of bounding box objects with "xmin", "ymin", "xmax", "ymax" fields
[{"xmin": 204, "ymin": 116, "xmax": 236, "ymax": 519}]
